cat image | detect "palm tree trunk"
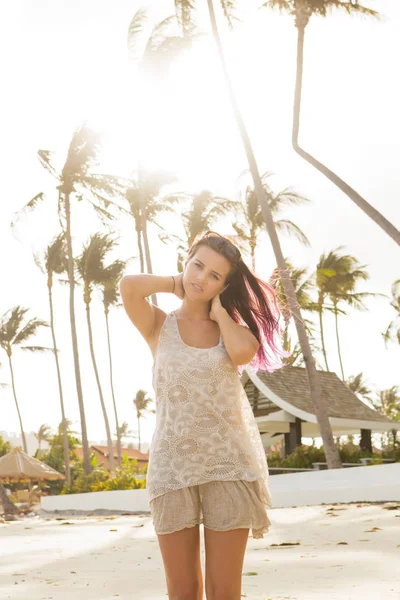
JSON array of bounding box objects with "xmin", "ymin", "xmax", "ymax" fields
[
  {"xmin": 136, "ymin": 226, "xmax": 145, "ymax": 274},
  {"xmin": 7, "ymin": 353, "xmax": 27, "ymax": 453},
  {"xmin": 48, "ymin": 280, "xmax": 71, "ymax": 485},
  {"xmin": 137, "ymin": 160, "xmax": 158, "ymax": 307},
  {"xmin": 292, "ymin": 23, "xmax": 400, "ymax": 246},
  {"xmin": 318, "ymin": 297, "xmax": 330, "ymax": 371},
  {"xmin": 0, "ymin": 482, "xmax": 17, "ymax": 515},
  {"xmin": 64, "ymin": 191, "xmax": 91, "ymax": 475},
  {"xmin": 105, "ymin": 308, "xmax": 121, "ymax": 466},
  {"xmin": 84, "ymin": 297, "xmax": 115, "ymax": 472},
  {"xmin": 207, "ymin": 0, "xmax": 342, "ymax": 469},
  {"xmin": 137, "ymin": 413, "xmax": 141, "ymax": 453},
  {"xmin": 142, "ymin": 214, "xmax": 158, "ymax": 307},
  {"xmin": 333, "ymin": 300, "xmax": 345, "ymax": 381}
]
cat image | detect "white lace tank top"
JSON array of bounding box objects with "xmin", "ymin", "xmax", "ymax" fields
[{"xmin": 146, "ymin": 310, "xmax": 272, "ymax": 507}]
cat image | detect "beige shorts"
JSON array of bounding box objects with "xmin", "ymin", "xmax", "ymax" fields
[{"xmin": 149, "ymin": 479, "xmax": 271, "ymax": 539}]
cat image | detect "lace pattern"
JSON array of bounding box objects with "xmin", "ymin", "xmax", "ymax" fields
[{"xmin": 147, "ymin": 310, "xmax": 272, "ymax": 508}]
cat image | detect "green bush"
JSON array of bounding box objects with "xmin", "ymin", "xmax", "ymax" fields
[
  {"xmin": 62, "ymin": 455, "xmax": 146, "ymax": 494},
  {"xmin": 267, "ymin": 439, "xmax": 397, "ymax": 469}
]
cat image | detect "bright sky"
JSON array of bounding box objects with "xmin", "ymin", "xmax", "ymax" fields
[{"xmin": 1, "ymin": 0, "xmax": 399, "ymax": 450}]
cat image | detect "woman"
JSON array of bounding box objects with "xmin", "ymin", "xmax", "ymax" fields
[{"xmin": 120, "ymin": 231, "xmax": 284, "ymax": 600}]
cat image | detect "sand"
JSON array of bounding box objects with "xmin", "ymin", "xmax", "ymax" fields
[{"xmin": 1, "ymin": 502, "xmax": 399, "ymax": 599}]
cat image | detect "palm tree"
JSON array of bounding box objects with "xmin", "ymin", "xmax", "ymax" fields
[
  {"xmin": 34, "ymin": 424, "xmax": 52, "ymax": 454},
  {"xmin": 234, "ymin": 173, "xmax": 310, "ymax": 271},
  {"xmin": 383, "ymin": 279, "xmax": 400, "ymax": 346},
  {"xmin": 328, "ymin": 274, "xmax": 376, "ymax": 382},
  {"xmin": 261, "ymin": 0, "xmax": 399, "ymax": 246},
  {"xmin": 13, "ymin": 125, "xmax": 125, "ymax": 474},
  {"xmin": 99, "ymin": 259, "xmax": 127, "ymax": 466},
  {"xmin": 116, "ymin": 421, "xmax": 138, "ymax": 448},
  {"xmin": 316, "ymin": 248, "xmax": 349, "ymax": 372},
  {"xmin": 127, "ymin": 10, "xmax": 194, "ymax": 304},
  {"xmin": 162, "ymin": 190, "xmax": 238, "ymax": 271},
  {"xmin": 317, "ymin": 250, "xmax": 377, "ymax": 380},
  {"xmin": 346, "ymin": 372, "xmax": 373, "ymax": 406},
  {"xmin": 133, "ymin": 390, "xmax": 155, "ymax": 453},
  {"xmin": 0, "ymin": 307, "xmax": 49, "ymax": 453},
  {"xmin": 76, "ymin": 233, "xmax": 119, "ymax": 472},
  {"xmin": 123, "ymin": 169, "xmax": 178, "ymax": 305},
  {"xmin": 193, "ymin": 0, "xmax": 342, "ymax": 467},
  {"xmin": 34, "ymin": 233, "xmax": 71, "ymax": 484},
  {"xmin": 372, "ymin": 386, "xmax": 400, "ymax": 447}
]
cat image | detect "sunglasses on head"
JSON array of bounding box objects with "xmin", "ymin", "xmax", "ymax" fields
[{"xmin": 202, "ymin": 231, "xmax": 241, "ymax": 262}]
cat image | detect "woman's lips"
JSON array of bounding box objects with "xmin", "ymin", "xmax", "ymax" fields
[{"xmin": 192, "ymin": 283, "xmax": 203, "ymax": 292}]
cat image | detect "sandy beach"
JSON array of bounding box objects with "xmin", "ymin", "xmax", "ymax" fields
[{"xmin": 1, "ymin": 501, "xmax": 399, "ymax": 600}]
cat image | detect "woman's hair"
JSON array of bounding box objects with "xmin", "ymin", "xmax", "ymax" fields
[{"xmin": 187, "ymin": 231, "xmax": 285, "ymax": 373}]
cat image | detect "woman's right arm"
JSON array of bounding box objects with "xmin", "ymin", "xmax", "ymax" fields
[{"xmin": 119, "ymin": 274, "xmax": 181, "ymax": 346}]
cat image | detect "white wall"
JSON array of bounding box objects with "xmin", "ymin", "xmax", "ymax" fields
[
  {"xmin": 41, "ymin": 463, "xmax": 400, "ymax": 514},
  {"xmin": 270, "ymin": 462, "xmax": 400, "ymax": 508},
  {"xmin": 41, "ymin": 488, "xmax": 150, "ymax": 513}
]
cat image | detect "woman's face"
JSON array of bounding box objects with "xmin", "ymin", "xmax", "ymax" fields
[{"xmin": 183, "ymin": 245, "xmax": 232, "ymax": 301}]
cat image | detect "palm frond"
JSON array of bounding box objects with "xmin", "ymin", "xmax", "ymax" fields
[
  {"xmin": 275, "ymin": 219, "xmax": 310, "ymax": 246},
  {"xmin": 20, "ymin": 345, "xmax": 53, "ymax": 353},
  {"xmin": 174, "ymin": 0, "xmax": 196, "ymax": 36},
  {"xmin": 60, "ymin": 124, "xmax": 101, "ymax": 192},
  {"xmin": 0, "ymin": 306, "xmax": 29, "ymax": 343},
  {"xmin": 45, "ymin": 232, "xmax": 68, "ymax": 275},
  {"xmin": 219, "ymin": 0, "xmax": 239, "ymax": 28},
  {"xmin": 37, "ymin": 150, "xmax": 60, "ymax": 179},
  {"xmin": 13, "ymin": 319, "xmax": 48, "ymax": 345},
  {"xmin": 10, "ymin": 192, "xmax": 46, "ymax": 231},
  {"xmin": 127, "ymin": 7, "xmax": 149, "ymax": 61}
]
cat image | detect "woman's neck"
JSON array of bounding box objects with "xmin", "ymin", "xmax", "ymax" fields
[{"xmin": 176, "ymin": 298, "xmax": 211, "ymax": 320}]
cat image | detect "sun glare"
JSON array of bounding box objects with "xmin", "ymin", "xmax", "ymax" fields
[{"xmin": 84, "ymin": 7, "xmax": 302, "ymax": 197}]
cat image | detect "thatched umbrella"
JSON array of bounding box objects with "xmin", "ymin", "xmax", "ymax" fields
[
  {"xmin": 0, "ymin": 448, "xmax": 65, "ymax": 481},
  {"xmin": 0, "ymin": 448, "xmax": 65, "ymax": 510}
]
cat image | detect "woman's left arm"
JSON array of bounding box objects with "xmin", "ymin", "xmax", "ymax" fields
[{"xmin": 211, "ymin": 296, "xmax": 259, "ymax": 366}]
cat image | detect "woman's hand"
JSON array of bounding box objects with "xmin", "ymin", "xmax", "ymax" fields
[
  {"xmin": 173, "ymin": 273, "xmax": 185, "ymax": 299},
  {"xmin": 210, "ymin": 294, "xmax": 226, "ymax": 323}
]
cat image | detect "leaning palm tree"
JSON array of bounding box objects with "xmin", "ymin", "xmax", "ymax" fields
[
  {"xmin": 261, "ymin": 0, "xmax": 399, "ymax": 245},
  {"xmin": 133, "ymin": 389, "xmax": 155, "ymax": 453},
  {"xmin": 0, "ymin": 307, "xmax": 49, "ymax": 453},
  {"xmin": 34, "ymin": 233, "xmax": 71, "ymax": 484},
  {"xmin": 383, "ymin": 279, "xmax": 400, "ymax": 346},
  {"xmin": 13, "ymin": 124, "xmax": 125, "ymax": 474},
  {"xmin": 182, "ymin": 0, "xmax": 342, "ymax": 467},
  {"xmin": 270, "ymin": 260, "xmax": 319, "ymax": 352},
  {"xmin": 234, "ymin": 173, "xmax": 310, "ymax": 271},
  {"xmin": 34, "ymin": 424, "xmax": 52, "ymax": 454},
  {"xmin": 99, "ymin": 259, "xmax": 127, "ymax": 466},
  {"xmin": 76, "ymin": 233, "xmax": 118, "ymax": 472}
]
